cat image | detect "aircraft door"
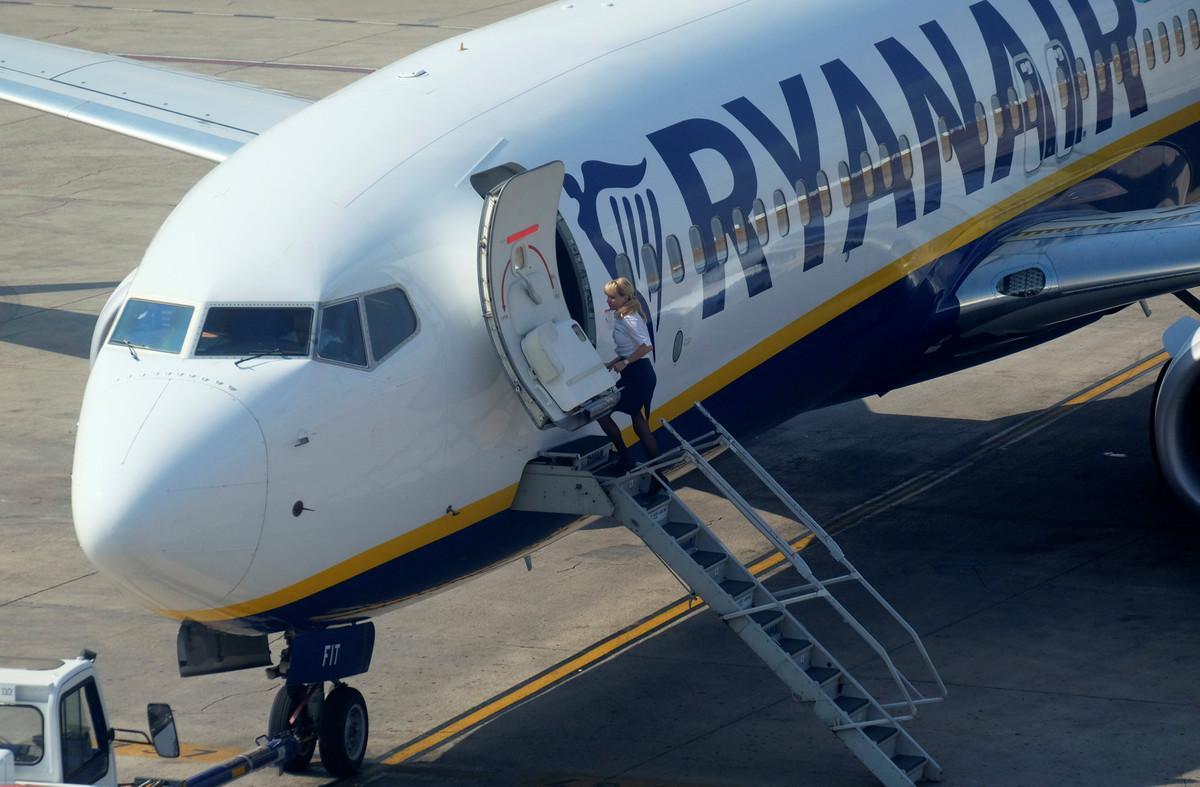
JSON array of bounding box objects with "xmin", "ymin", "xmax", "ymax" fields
[
  {"xmin": 479, "ymin": 161, "xmax": 620, "ymax": 431},
  {"xmin": 1014, "ymin": 55, "xmax": 1048, "ymax": 174}
]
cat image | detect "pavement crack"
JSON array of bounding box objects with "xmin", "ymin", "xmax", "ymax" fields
[
  {"xmin": 198, "ymin": 685, "xmax": 276, "ymax": 713},
  {"xmin": 0, "ymin": 571, "xmax": 98, "ymax": 608}
]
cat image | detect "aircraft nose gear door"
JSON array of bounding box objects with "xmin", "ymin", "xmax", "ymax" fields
[{"xmin": 479, "ymin": 161, "xmax": 619, "ymax": 431}]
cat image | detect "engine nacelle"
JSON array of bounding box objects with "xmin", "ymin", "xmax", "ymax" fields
[
  {"xmin": 1152, "ymin": 316, "xmax": 1200, "ymax": 512},
  {"xmin": 89, "ymin": 268, "xmax": 138, "ymax": 367}
]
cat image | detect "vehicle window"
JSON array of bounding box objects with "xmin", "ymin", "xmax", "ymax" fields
[
  {"xmin": 991, "ymin": 94, "xmax": 1006, "ymax": 135},
  {"xmin": 317, "ymin": 300, "xmax": 367, "ymax": 367},
  {"xmin": 614, "ymin": 252, "xmax": 635, "ymax": 284},
  {"xmin": 1007, "ymin": 86, "xmax": 1021, "ymax": 130},
  {"xmin": 0, "ymin": 705, "xmax": 44, "ymax": 765},
  {"xmin": 795, "ymin": 179, "xmax": 812, "ymax": 225},
  {"xmin": 194, "ymin": 307, "xmax": 311, "ymax": 357},
  {"xmin": 109, "ymin": 299, "xmax": 194, "ymax": 354},
  {"xmin": 60, "ymin": 679, "xmax": 107, "ymax": 785},
  {"xmin": 896, "ymin": 140, "xmax": 914, "ymax": 181},
  {"xmin": 666, "ymin": 234, "xmax": 685, "ymax": 283},
  {"xmin": 772, "ymin": 190, "xmax": 791, "ymax": 237},
  {"xmin": 1095, "ymin": 49, "xmax": 1109, "ymax": 89},
  {"xmin": 641, "ymin": 244, "xmax": 661, "ymax": 294},
  {"xmin": 1174, "ymin": 15, "xmax": 1186, "ymax": 55},
  {"xmin": 837, "ymin": 161, "xmax": 852, "ymax": 207},
  {"xmin": 937, "ymin": 117, "xmax": 953, "ymax": 162},
  {"xmin": 1160, "ymin": 21, "xmax": 1171, "ymax": 62},
  {"xmin": 364, "ymin": 288, "xmax": 418, "ymax": 362},
  {"xmin": 1110, "ymin": 42, "xmax": 1124, "ymax": 85},
  {"xmin": 1190, "ymin": 10, "xmax": 1199, "ymax": 49}
]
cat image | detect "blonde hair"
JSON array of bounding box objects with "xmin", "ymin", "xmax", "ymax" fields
[{"xmin": 604, "ymin": 277, "xmax": 643, "ymax": 319}]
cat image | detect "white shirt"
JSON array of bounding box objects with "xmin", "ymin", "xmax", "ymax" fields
[{"xmin": 613, "ymin": 312, "xmax": 651, "ymax": 358}]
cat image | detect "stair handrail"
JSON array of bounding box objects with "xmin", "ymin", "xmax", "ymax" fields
[
  {"xmin": 692, "ymin": 403, "xmax": 947, "ymax": 700},
  {"xmin": 658, "ymin": 418, "xmax": 922, "ymax": 718}
]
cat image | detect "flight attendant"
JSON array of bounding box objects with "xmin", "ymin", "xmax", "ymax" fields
[{"xmin": 598, "ymin": 277, "xmax": 660, "ymax": 471}]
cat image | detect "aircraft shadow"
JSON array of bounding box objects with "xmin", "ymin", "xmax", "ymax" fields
[
  {"xmin": 373, "ymin": 389, "xmax": 1200, "ymax": 787},
  {"xmin": 0, "ymin": 302, "xmax": 98, "ymax": 359}
]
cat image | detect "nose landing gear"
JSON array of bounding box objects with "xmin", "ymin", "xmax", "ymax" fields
[{"xmin": 265, "ymin": 623, "xmax": 376, "ymax": 777}]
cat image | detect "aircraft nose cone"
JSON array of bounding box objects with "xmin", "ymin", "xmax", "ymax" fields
[{"xmin": 72, "ymin": 376, "xmax": 267, "ymax": 613}]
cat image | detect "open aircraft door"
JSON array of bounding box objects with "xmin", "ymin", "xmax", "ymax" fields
[{"xmin": 479, "ymin": 161, "xmax": 620, "ymax": 431}]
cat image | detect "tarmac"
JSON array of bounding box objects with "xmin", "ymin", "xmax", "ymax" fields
[{"xmin": 1, "ymin": 3, "xmax": 1198, "ymax": 786}]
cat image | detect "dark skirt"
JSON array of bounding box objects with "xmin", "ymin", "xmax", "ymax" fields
[{"xmin": 615, "ymin": 358, "xmax": 656, "ymax": 417}]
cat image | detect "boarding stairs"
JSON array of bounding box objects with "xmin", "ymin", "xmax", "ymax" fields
[{"xmin": 516, "ymin": 404, "xmax": 946, "ymax": 786}]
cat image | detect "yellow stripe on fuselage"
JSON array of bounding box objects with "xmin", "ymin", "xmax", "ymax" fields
[{"xmin": 163, "ymin": 98, "xmax": 1200, "ymax": 624}]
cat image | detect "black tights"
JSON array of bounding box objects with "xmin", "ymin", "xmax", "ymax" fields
[{"xmin": 598, "ymin": 410, "xmax": 659, "ymax": 468}]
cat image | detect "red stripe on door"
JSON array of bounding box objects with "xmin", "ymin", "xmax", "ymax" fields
[{"xmin": 506, "ymin": 224, "xmax": 539, "ymax": 244}]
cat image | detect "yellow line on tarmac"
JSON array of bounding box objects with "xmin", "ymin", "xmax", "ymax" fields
[
  {"xmin": 382, "ymin": 350, "xmax": 1170, "ymax": 766},
  {"xmin": 113, "ymin": 740, "xmax": 241, "ymax": 764},
  {"xmin": 1065, "ymin": 352, "xmax": 1169, "ymax": 406}
]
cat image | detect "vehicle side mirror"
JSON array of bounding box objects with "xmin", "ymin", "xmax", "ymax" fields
[{"xmin": 147, "ymin": 703, "xmax": 179, "ymax": 758}]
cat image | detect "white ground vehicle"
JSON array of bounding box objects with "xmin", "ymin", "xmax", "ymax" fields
[{"xmin": 0, "ymin": 652, "xmax": 179, "ymax": 787}]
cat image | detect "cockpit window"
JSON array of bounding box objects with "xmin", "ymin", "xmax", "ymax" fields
[
  {"xmin": 109, "ymin": 299, "xmax": 194, "ymax": 354},
  {"xmin": 194, "ymin": 307, "xmax": 312, "ymax": 357},
  {"xmin": 364, "ymin": 288, "xmax": 418, "ymax": 362},
  {"xmin": 318, "ymin": 300, "xmax": 367, "ymax": 367}
]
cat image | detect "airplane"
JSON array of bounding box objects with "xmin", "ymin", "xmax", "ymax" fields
[{"xmin": 4, "ymin": 0, "xmax": 1200, "ymax": 779}]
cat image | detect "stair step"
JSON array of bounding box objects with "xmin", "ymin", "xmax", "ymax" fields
[
  {"xmin": 805, "ymin": 666, "xmax": 840, "ymax": 687},
  {"xmin": 834, "ymin": 695, "xmax": 869, "ymax": 718},
  {"xmin": 719, "ymin": 579, "xmax": 755, "ymax": 600},
  {"xmin": 864, "ymin": 725, "xmax": 899, "ymax": 745},
  {"xmin": 749, "ymin": 609, "xmax": 783, "ymax": 629},
  {"xmin": 636, "ymin": 489, "xmax": 671, "ymax": 508},
  {"xmin": 663, "ymin": 520, "xmax": 698, "ymax": 542},
  {"xmin": 777, "ymin": 637, "xmax": 812, "ymax": 657},
  {"xmin": 690, "ymin": 550, "xmax": 726, "ymax": 570},
  {"xmin": 892, "ymin": 754, "xmax": 927, "ymax": 779}
]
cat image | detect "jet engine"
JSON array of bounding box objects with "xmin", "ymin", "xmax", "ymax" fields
[{"xmin": 1151, "ymin": 316, "xmax": 1200, "ymax": 512}]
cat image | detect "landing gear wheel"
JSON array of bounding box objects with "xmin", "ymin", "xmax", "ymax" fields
[
  {"xmin": 319, "ymin": 684, "xmax": 368, "ymax": 778},
  {"xmin": 268, "ymin": 684, "xmax": 321, "ymax": 772}
]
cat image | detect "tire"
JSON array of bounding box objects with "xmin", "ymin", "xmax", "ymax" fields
[
  {"xmin": 319, "ymin": 685, "xmax": 369, "ymax": 778},
  {"xmin": 268, "ymin": 684, "xmax": 320, "ymax": 772}
]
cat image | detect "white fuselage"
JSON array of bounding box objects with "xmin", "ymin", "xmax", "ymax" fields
[{"xmin": 71, "ymin": 0, "xmax": 1200, "ymax": 631}]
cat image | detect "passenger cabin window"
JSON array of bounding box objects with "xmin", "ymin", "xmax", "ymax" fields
[
  {"xmin": 896, "ymin": 138, "xmax": 914, "ymax": 181},
  {"xmin": 60, "ymin": 679, "xmax": 108, "ymax": 785},
  {"xmin": 711, "ymin": 217, "xmax": 728, "ymax": 264},
  {"xmin": 1075, "ymin": 57, "xmax": 1091, "ymax": 99},
  {"xmin": 318, "ymin": 300, "xmax": 367, "ymax": 367},
  {"xmin": 614, "ymin": 252, "xmax": 635, "ymax": 285},
  {"xmin": 937, "ymin": 117, "xmax": 952, "ymax": 162},
  {"xmin": 973, "ymin": 102, "xmax": 989, "ymax": 145},
  {"xmin": 751, "ymin": 198, "xmax": 769, "ymax": 244},
  {"xmin": 795, "ymin": 179, "xmax": 812, "ymax": 225},
  {"xmin": 1127, "ymin": 36, "xmax": 1141, "ymax": 78},
  {"xmin": 689, "ymin": 225, "xmax": 707, "ymax": 273},
  {"xmin": 195, "ymin": 307, "xmax": 312, "ymax": 357},
  {"xmin": 991, "ymin": 94, "xmax": 1006, "ymax": 135},
  {"xmin": 1160, "ymin": 21, "xmax": 1171, "ymax": 62},
  {"xmin": 878, "ymin": 144, "xmax": 895, "ymax": 189},
  {"xmin": 1144, "ymin": 29, "xmax": 1157, "ymax": 69},
  {"xmin": 859, "ymin": 152, "xmax": 876, "ymax": 198},
  {"xmin": 666, "ymin": 234, "xmax": 685, "ymax": 283},
  {"xmin": 641, "ymin": 244, "xmax": 661, "ymax": 294},
  {"xmin": 1174, "ymin": 16, "xmax": 1186, "ymax": 55},
  {"xmin": 816, "ymin": 172, "xmax": 833, "ymax": 216},
  {"xmin": 1111, "ymin": 42, "xmax": 1124, "ymax": 84},
  {"xmin": 837, "ymin": 161, "xmax": 853, "ymax": 207},
  {"xmin": 364, "ymin": 287, "xmax": 417, "ymax": 362},
  {"xmin": 731, "ymin": 208, "xmax": 749, "ymax": 255},
  {"xmin": 1094, "ymin": 49, "xmax": 1109, "ymax": 90},
  {"xmin": 773, "ymin": 190, "xmax": 791, "ymax": 237},
  {"xmin": 1190, "ymin": 10, "xmax": 1199, "ymax": 49},
  {"xmin": 109, "ymin": 299, "xmax": 194, "ymax": 354}
]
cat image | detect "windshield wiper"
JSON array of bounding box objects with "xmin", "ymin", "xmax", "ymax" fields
[
  {"xmin": 119, "ymin": 339, "xmax": 139, "ymax": 361},
  {"xmin": 235, "ymin": 348, "xmax": 297, "ymax": 367}
]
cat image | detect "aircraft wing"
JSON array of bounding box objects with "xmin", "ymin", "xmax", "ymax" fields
[
  {"xmin": 0, "ymin": 33, "xmax": 312, "ymax": 162},
  {"xmin": 947, "ymin": 204, "xmax": 1200, "ymax": 340}
]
